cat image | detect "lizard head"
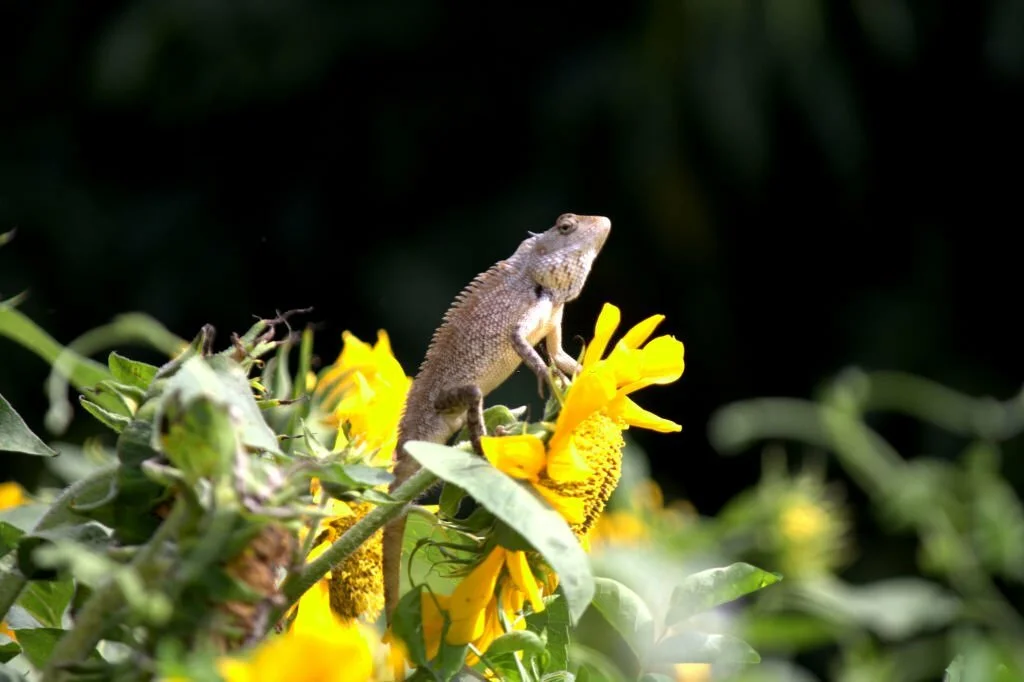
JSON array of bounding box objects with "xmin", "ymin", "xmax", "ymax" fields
[{"xmin": 524, "ymin": 213, "xmax": 611, "ymax": 303}]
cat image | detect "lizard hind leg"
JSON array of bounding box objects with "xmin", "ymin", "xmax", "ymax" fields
[{"xmin": 434, "ymin": 384, "xmax": 486, "ymax": 456}]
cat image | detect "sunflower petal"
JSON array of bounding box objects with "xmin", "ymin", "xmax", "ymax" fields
[
  {"xmin": 608, "ymin": 395, "xmax": 682, "ymax": 433},
  {"xmin": 480, "ymin": 435, "xmax": 546, "ymax": 480},
  {"xmin": 582, "ymin": 303, "xmax": 621, "ymax": 368},
  {"xmin": 619, "ymin": 314, "xmax": 665, "ymax": 349},
  {"xmin": 603, "ymin": 342, "xmax": 643, "ymax": 387},
  {"xmin": 545, "ymin": 435, "xmax": 593, "ymax": 483},
  {"xmin": 420, "ymin": 591, "xmax": 450, "ymax": 660},
  {"xmin": 552, "ymin": 366, "xmax": 617, "ymax": 440},
  {"xmin": 615, "ymin": 336, "xmax": 685, "ymax": 394},
  {"xmin": 505, "ymin": 551, "xmax": 545, "ymax": 613},
  {"xmin": 447, "ymin": 548, "xmax": 506, "ymax": 644},
  {"xmin": 535, "ymin": 485, "xmax": 587, "ymax": 525},
  {"xmin": 637, "ymin": 336, "xmax": 685, "ymax": 384}
]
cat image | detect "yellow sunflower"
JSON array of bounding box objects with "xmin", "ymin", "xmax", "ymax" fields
[
  {"xmin": 0, "ymin": 482, "xmax": 27, "ymax": 642},
  {"xmin": 0, "ymin": 481, "xmax": 26, "ymax": 510},
  {"xmin": 298, "ymin": 482, "xmax": 384, "ymax": 624},
  {"xmin": 481, "ymin": 302, "xmax": 684, "ymax": 538},
  {"xmin": 418, "ymin": 546, "xmax": 543, "ymax": 667},
  {"xmin": 217, "ymin": 552, "xmax": 377, "ymax": 682},
  {"xmin": 407, "ymin": 304, "xmax": 685, "ymax": 673},
  {"xmin": 313, "ymin": 330, "xmax": 411, "ymax": 465}
]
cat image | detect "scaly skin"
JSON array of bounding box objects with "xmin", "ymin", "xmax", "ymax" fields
[{"xmin": 383, "ymin": 213, "xmax": 611, "ymax": 624}]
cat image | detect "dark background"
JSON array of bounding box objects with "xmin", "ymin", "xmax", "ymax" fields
[{"xmin": 2, "ymin": 2, "xmax": 1023, "ymax": 523}]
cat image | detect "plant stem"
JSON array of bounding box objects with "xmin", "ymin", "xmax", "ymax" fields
[
  {"xmin": 0, "ymin": 464, "xmax": 117, "ymax": 623},
  {"xmin": 41, "ymin": 495, "xmax": 189, "ymax": 682},
  {"xmin": 280, "ymin": 468, "xmax": 437, "ymax": 607}
]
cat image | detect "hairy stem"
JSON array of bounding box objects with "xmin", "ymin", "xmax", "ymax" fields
[
  {"xmin": 279, "ymin": 467, "xmax": 437, "ymax": 609},
  {"xmin": 41, "ymin": 496, "xmax": 189, "ymax": 682}
]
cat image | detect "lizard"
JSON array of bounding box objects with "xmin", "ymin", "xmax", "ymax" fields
[{"xmin": 383, "ymin": 212, "xmax": 611, "ymax": 625}]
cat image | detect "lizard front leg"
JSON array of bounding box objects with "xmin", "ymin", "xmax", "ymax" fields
[
  {"xmin": 511, "ymin": 323, "xmax": 554, "ymax": 399},
  {"xmin": 434, "ymin": 385, "xmax": 486, "ymax": 455},
  {"xmin": 544, "ymin": 306, "xmax": 581, "ymax": 382}
]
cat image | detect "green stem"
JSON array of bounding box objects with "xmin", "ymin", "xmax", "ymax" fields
[
  {"xmin": 280, "ymin": 468, "xmax": 437, "ymax": 606},
  {"xmin": 709, "ymin": 399, "xmax": 905, "ymax": 498},
  {"xmin": 41, "ymin": 495, "xmax": 189, "ymax": 681},
  {"xmin": 0, "ymin": 464, "xmax": 117, "ymax": 623},
  {"xmin": 833, "ymin": 369, "xmax": 1024, "ymax": 440}
]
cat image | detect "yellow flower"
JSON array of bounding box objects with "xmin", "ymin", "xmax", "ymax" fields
[
  {"xmin": 774, "ymin": 482, "xmax": 850, "ymax": 578},
  {"xmin": 313, "ymin": 330, "xmax": 411, "ymax": 465},
  {"xmin": 217, "ymin": 584, "xmax": 375, "ymax": 682},
  {"xmin": 300, "ymin": 493, "xmax": 384, "ymax": 623},
  {"xmin": 674, "ymin": 663, "xmax": 712, "ymax": 682},
  {"xmin": 780, "ymin": 501, "xmax": 828, "ymax": 542},
  {"xmin": 0, "ymin": 481, "xmax": 27, "ymax": 510},
  {"xmin": 406, "ymin": 305, "xmax": 685, "ymax": 674},
  {"xmin": 481, "ymin": 434, "xmax": 587, "ymax": 524},
  {"xmin": 578, "ymin": 302, "xmax": 685, "ymax": 433},
  {"xmin": 480, "ymin": 304, "xmax": 683, "ymax": 539},
  {"xmin": 446, "ymin": 546, "xmax": 507, "ymax": 645},
  {"xmin": 586, "ymin": 479, "xmax": 697, "ymax": 551},
  {"xmin": 588, "ymin": 510, "xmax": 650, "ymax": 549},
  {"xmin": 479, "ymin": 390, "xmax": 625, "ymax": 538},
  {"xmin": 411, "ymin": 546, "xmax": 548, "ymax": 670},
  {"xmin": 0, "ymin": 483, "xmax": 27, "ymax": 644}
]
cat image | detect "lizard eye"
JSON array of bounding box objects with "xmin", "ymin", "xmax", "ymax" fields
[{"xmin": 555, "ymin": 215, "xmax": 577, "ymax": 235}]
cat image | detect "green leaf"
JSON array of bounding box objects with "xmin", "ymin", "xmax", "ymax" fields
[
  {"xmin": 0, "ymin": 292, "xmax": 27, "ymax": 310},
  {"xmin": 44, "ymin": 442, "xmax": 116, "ymax": 486},
  {"xmin": 944, "ymin": 631, "xmax": 1024, "ymax": 682},
  {"xmin": 158, "ymin": 394, "xmax": 238, "ymax": 483},
  {"xmin": 17, "ymin": 522, "xmax": 112, "ymax": 582},
  {"xmin": 262, "ymin": 350, "xmax": 292, "ymax": 401},
  {"xmin": 87, "ymin": 379, "xmax": 146, "ymax": 416},
  {"xmin": 0, "ymin": 308, "xmax": 111, "ymax": 392},
  {"xmin": 567, "ymin": 643, "xmax": 629, "ymax": 682},
  {"xmin": 80, "ymin": 418, "xmax": 166, "ymax": 545},
  {"xmin": 108, "ymin": 352, "xmax": 158, "ymax": 390},
  {"xmin": 314, "ymin": 462, "xmax": 394, "ymax": 491},
  {"xmin": 0, "ymin": 639, "xmax": 18, "ymax": 665},
  {"xmin": 0, "ymin": 522, "xmax": 24, "ymax": 558},
  {"xmin": 402, "ymin": 510, "xmax": 474, "ymax": 595},
  {"xmin": 666, "ymin": 563, "xmax": 781, "ymax": 625},
  {"xmin": 455, "ymin": 405, "xmax": 528, "ymax": 444},
  {"xmin": 486, "ymin": 630, "xmax": 546, "ymax": 657},
  {"xmin": 158, "ymin": 356, "xmax": 282, "ymax": 455},
  {"xmin": 540, "ymin": 673, "xmax": 574, "ymax": 682},
  {"xmin": 16, "ymin": 580, "xmax": 74, "ymax": 628},
  {"xmin": 0, "ymin": 663, "xmax": 27, "ymax": 682},
  {"xmin": 543, "ymin": 595, "xmax": 571, "ymax": 672},
  {"xmin": 79, "ymin": 397, "xmax": 130, "ymax": 434},
  {"xmin": 14, "ymin": 627, "xmax": 104, "ymax": 669},
  {"xmin": 945, "ymin": 655, "xmax": 964, "ymax": 682},
  {"xmin": 0, "ymin": 504, "xmax": 47, "ymax": 535},
  {"xmin": 3, "ymin": 606, "xmax": 39, "ymax": 631},
  {"xmin": 0, "ymin": 393, "xmax": 57, "ymax": 456},
  {"xmin": 435, "ymin": 640, "xmax": 471, "ymax": 682},
  {"xmin": 647, "ymin": 632, "xmax": 760, "ymax": 665},
  {"xmin": 588, "ymin": 577, "xmax": 655, "ymax": 662},
  {"xmin": 391, "ymin": 584, "xmax": 430, "ymax": 668},
  {"xmin": 439, "ymin": 482, "xmax": 466, "ymax": 518},
  {"xmin": 740, "ymin": 612, "xmax": 841, "ymax": 652},
  {"xmin": 481, "ymin": 652, "xmax": 529, "ymax": 682},
  {"xmin": 405, "ymin": 441, "xmax": 594, "ymax": 624}
]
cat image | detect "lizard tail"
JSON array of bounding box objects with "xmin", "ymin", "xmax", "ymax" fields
[{"xmin": 382, "ymin": 513, "xmax": 406, "ymax": 626}]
